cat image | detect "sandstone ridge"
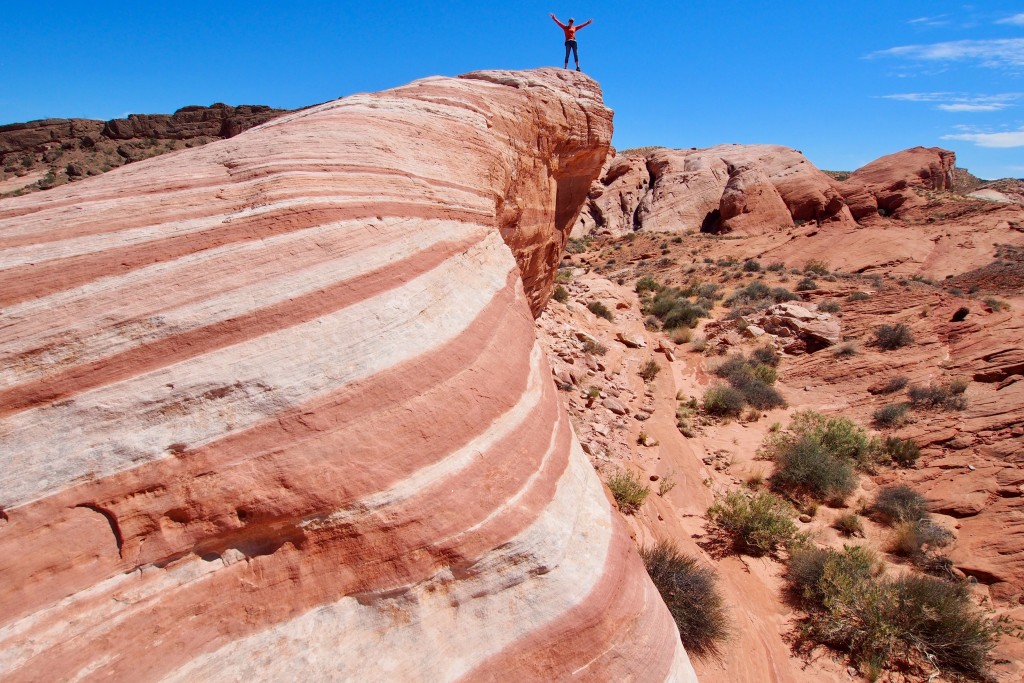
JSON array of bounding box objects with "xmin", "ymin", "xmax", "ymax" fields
[{"xmin": 0, "ymin": 68, "xmax": 695, "ymax": 682}]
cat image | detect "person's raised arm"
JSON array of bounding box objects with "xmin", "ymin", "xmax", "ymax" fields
[
  {"xmin": 576, "ymin": 19, "xmax": 593, "ymax": 30},
  {"xmin": 550, "ymin": 13, "xmax": 567, "ymax": 29}
]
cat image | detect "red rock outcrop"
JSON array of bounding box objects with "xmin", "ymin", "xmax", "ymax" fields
[
  {"xmin": 580, "ymin": 144, "xmax": 855, "ymax": 236},
  {"xmin": 0, "ymin": 69, "xmax": 696, "ymax": 682},
  {"xmin": 840, "ymin": 146, "xmax": 956, "ymax": 220}
]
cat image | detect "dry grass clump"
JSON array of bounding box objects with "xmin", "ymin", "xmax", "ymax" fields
[
  {"xmin": 908, "ymin": 378, "xmax": 968, "ymax": 411},
  {"xmin": 873, "ymin": 402, "xmax": 909, "ymax": 428},
  {"xmin": 874, "ymin": 323, "xmax": 915, "ymax": 350},
  {"xmin": 606, "ymin": 470, "xmax": 649, "ymax": 514},
  {"xmin": 707, "ymin": 490, "xmax": 798, "ymax": 556},
  {"xmin": 641, "ymin": 541, "xmax": 730, "ymax": 659},
  {"xmin": 834, "ymin": 513, "xmax": 864, "ymax": 537},
  {"xmin": 639, "ymin": 359, "xmax": 661, "ymax": 382},
  {"xmin": 552, "ymin": 285, "xmax": 569, "ymax": 303},
  {"xmin": 587, "ymin": 300, "xmax": 614, "ymax": 321},
  {"xmin": 786, "ymin": 545, "xmax": 1000, "ymax": 681}
]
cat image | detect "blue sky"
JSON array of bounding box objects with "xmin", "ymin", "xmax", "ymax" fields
[{"xmin": 3, "ymin": 1, "xmax": 1022, "ymax": 178}]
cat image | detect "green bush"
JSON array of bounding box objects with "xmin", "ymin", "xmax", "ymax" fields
[
  {"xmin": 796, "ymin": 276, "xmax": 818, "ymax": 291},
  {"xmin": 874, "ymin": 323, "xmax": 914, "ymax": 350},
  {"xmin": 880, "ymin": 436, "xmax": 920, "ymax": 467},
  {"xmin": 645, "ymin": 287, "xmax": 709, "ymax": 329},
  {"xmin": 606, "ymin": 470, "xmax": 649, "ymax": 514},
  {"xmin": 769, "ymin": 434, "xmax": 857, "ymax": 503},
  {"xmin": 703, "ymin": 385, "xmax": 746, "ymax": 417},
  {"xmin": 804, "ymin": 259, "xmax": 830, "ymax": 275},
  {"xmin": 787, "ymin": 545, "xmax": 998, "ymax": 681},
  {"xmin": 587, "ymin": 300, "xmax": 615, "ymax": 321},
  {"xmin": 908, "ymin": 381, "xmax": 968, "ymax": 411},
  {"xmin": 552, "ymin": 285, "xmax": 569, "ymax": 303},
  {"xmin": 639, "ymin": 359, "xmax": 661, "ymax": 382},
  {"xmin": 818, "ymin": 299, "xmax": 842, "ymax": 313},
  {"xmin": 751, "ymin": 345, "xmax": 781, "ymax": 367},
  {"xmin": 635, "ymin": 276, "xmax": 660, "ymax": 294},
  {"xmin": 834, "ymin": 513, "xmax": 864, "ymax": 537},
  {"xmin": 742, "ymin": 258, "xmax": 761, "ymax": 272},
  {"xmin": 707, "ymin": 490, "xmax": 797, "ymax": 555},
  {"xmin": 874, "ymin": 485, "xmax": 927, "ymax": 524},
  {"xmin": 769, "ymin": 286, "xmax": 798, "ymax": 302},
  {"xmin": 876, "ymin": 376, "xmax": 908, "ymax": 394},
  {"xmin": 890, "ymin": 518, "xmax": 953, "ymax": 558},
  {"xmin": 873, "ymin": 402, "xmax": 909, "ymax": 428},
  {"xmin": 787, "ymin": 411, "xmax": 877, "ymax": 466},
  {"xmin": 641, "ymin": 541, "xmax": 730, "ymax": 659},
  {"xmin": 713, "ymin": 354, "xmax": 786, "ymax": 411}
]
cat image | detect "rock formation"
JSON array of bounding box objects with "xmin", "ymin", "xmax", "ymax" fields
[
  {"xmin": 840, "ymin": 146, "xmax": 956, "ymax": 220},
  {"xmin": 0, "ymin": 104, "xmax": 288, "ymax": 196},
  {"xmin": 0, "ymin": 69, "xmax": 695, "ymax": 682},
  {"xmin": 576, "ymin": 144, "xmax": 855, "ymax": 237}
]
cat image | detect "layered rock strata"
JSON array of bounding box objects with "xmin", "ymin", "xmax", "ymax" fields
[{"xmin": 0, "ymin": 69, "xmax": 695, "ymax": 682}]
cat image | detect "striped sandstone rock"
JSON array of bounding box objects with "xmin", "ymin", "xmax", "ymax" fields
[{"xmin": 0, "ymin": 69, "xmax": 696, "ymax": 682}]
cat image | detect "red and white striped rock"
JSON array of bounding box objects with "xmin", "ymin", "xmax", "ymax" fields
[{"xmin": 0, "ymin": 69, "xmax": 695, "ymax": 682}]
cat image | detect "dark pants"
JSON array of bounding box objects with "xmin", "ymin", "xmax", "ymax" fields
[{"xmin": 564, "ymin": 40, "xmax": 578, "ymax": 65}]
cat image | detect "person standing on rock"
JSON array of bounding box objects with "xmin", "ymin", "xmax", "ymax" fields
[{"xmin": 550, "ymin": 13, "xmax": 592, "ymax": 71}]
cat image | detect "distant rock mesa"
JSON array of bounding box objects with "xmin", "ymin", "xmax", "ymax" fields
[{"xmin": 0, "ymin": 69, "xmax": 695, "ymax": 681}]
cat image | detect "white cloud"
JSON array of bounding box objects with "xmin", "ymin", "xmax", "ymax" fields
[
  {"xmin": 997, "ymin": 13, "xmax": 1024, "ymax": 26},
  {"xmin": 879, "ymin": 92, "xmax": 1021, "ymax": 112},
  {"xmin": 909, "ymin": 15, "xmax": 950, "ymax": 27},
  {"xmin": 937, "ymin": 103, "xmax": 1009, "ymax": 112},
  {"xmin": 870, "ymin": 38, "xmax": 1024, "ymax": 68},
  {"xmin": 942, "ymin": 128, "xmax": 1024, "ymax": 148}
]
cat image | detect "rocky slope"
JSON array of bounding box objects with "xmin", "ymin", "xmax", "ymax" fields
[
  {"xmin": 0, "ymin": 69, "xmax": 697, "ymax": 682},
  {"xmin": 0, "ymin": 103, "xmax": 288, "ymax": 197},
  {"xmin": 577, "ymin": 144, "xmax": 1023, "ymax": 280},
  {"xmin": 545, "ymin": 149, "xmax": 1024, "ymax": 680}
]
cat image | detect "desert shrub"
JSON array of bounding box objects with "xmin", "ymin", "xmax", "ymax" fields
[
  {"xmin": 725, "ymin": 280, "xmax": 770, "ymax": 308},
  {"xmin": 582, "ymin": 338, "xmax": 607, "ymax": 356},
  {"xmin": 670, "ymin": 327, "xmax": 692, "ymax": 344},
  {"xmin": 555, "ymin": 268, "xmax": 573, "ymax": 284},
  {"xmin": 818, "ymin": 299, "xmax": 842, "ymax": 313},
  {"xmin": 713, "ymin": 355, "xmax": 787, "ymax": 411},
  {"xmin": 691, "ymin": 336, "xmax": 708, "ymax": 352},
  {"xmin": 641, "ymin": 541, "xmax": 730, "ymax": 659},
  {"xmin": 804, "ymin": 259, "xmax": 830, "ymax": 275},
  {"xmin": 847, "ymin": 291, "xmax": 870, "ymax": 302},
  {"xmin": 587, "ymin": 300, "xmax": 615, "ymax": 321},
  {"xmin": 636, "ymin": 276, "xmax": 660, "ymax": 294},
  {"xmin": 873, "ymin": 402, "xmax": 909, "ymax": 428},
  {"xmin": 552, "ymin": 285, "xmax": 569, "ymax": 303},
  {"xmin": 766, "ymin": 261, "xmax": 785, "ymax": 272},
  {"xmin": 983, "ymin": 296, "xmax": 1009, "ymax": 312},
  {"xmin": 769, "ymin": 434, "xmax": 857, "ymax": 503},
  {"xmin": 696, "ymin": 282, "xmax": 722, "ymax": 300},
  {"xmin": 703, "ymin": 385, "xmax": 745, "ymax": 417},
  {"xmin": 890, "ymin": 518, "xmax": 953, "ymax": 558},
  {"xmin": 639, "ymin": 359, "xmax": 661, "ymax": 382},
  {"xmin": 707, "ymin": 490, "xmax": 797, "ymax": 555},
  {"xmin": 769, "ymin": 286, "xmax": 798, "ymax": 302},
  {"xmin": 881, "ymin": 436, "xmax": 920, "ymax": 467},
  {"xmin": 876, "ymin": 376, "xmax": 908, "ymax": 395},
  {"xmin": 787, "ymin": 545, "xmax": 997, "ymax": 680},
  {"xmin": 566, "ymin": 236, "xmax": 592, "ymax": 253},
  {"xmin": 874, "ymin": 485, "xmax": 927, "ymax": 524},
  {"xmin": 908, "ymin": 381, "xmax": 967, "ymax": 411},
  {"xmin": 787, "ymin": 411, "xmax": 877, "ymax": 467},
  {"xmin": 606, "ymin": 470, "xmax": 649, "ymax": 514},
  {"xmin": 662, "ymin": 300, "xmax": 708, "ymax": 329},
  {"xmin": 742, "ymin": 258, "xmax": 762, "ymax": 272},
  {"xmin": 646, "ymin": 287, "xmax": 709, "ymax": 329},
  {"xmin": 739, "ymin": 381, "xmax": 787, "ymax": 410},
  {"xmin": 874, "ymin": 323, "xmax": 914, "ymax": 350},
  {"xmin": 833, "ymin": 342, "xmax": 858, "ymax": 357},
  {"xmin": 796, "ymin": 276, "xmax": 818, "ymax": 291},
  {"xmin": 834, "ymin": 513, "xmax": 864, "ymax": 537},
  {"xmin": 751, "ymin": 345, "xmax": 781, "ymax": 367}
]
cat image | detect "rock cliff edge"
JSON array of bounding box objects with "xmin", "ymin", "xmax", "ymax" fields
[{"xmin": 0, "ymin": 69, "xmax": 695, "ymax": 682}]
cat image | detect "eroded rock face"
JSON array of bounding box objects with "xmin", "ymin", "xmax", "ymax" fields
[
  {"xmin": 581, "ymin": 144, "xmax": 854, "ymax": 236},
  {"xmin": 0, "ymin": 69, "xmax": 694, "ymax": 682},
  {"xmin": 840, "ymin": 146, "xmax": 956, "ymax": 220}
]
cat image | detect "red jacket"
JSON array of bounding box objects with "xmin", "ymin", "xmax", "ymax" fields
[{"xmin": 551, "ymin": 16, "xmax": 591, "ymax": 41}]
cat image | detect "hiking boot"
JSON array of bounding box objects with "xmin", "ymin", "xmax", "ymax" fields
[{"xmin": 575, "ymin": 66, "xmax": 581, "ymax": 71}]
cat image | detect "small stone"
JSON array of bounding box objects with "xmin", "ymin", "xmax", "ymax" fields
[
  {"xmin": 616, "ymin": 331, "xmax": 646, "ymax": 348},
  {"xmin": 603, "ymin": 397, "xmax": 629, "ymax": 415},
  {"xmin": 799, "ymin": 514, "xmax": 812, "ymax": 523},
  {"xmin": 649, "ymin": 474, "xmax": 660, "ymax": 482},
  {"xmin": 968, "ymin": 464, "xmax": 976, "ymax": 471}
]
